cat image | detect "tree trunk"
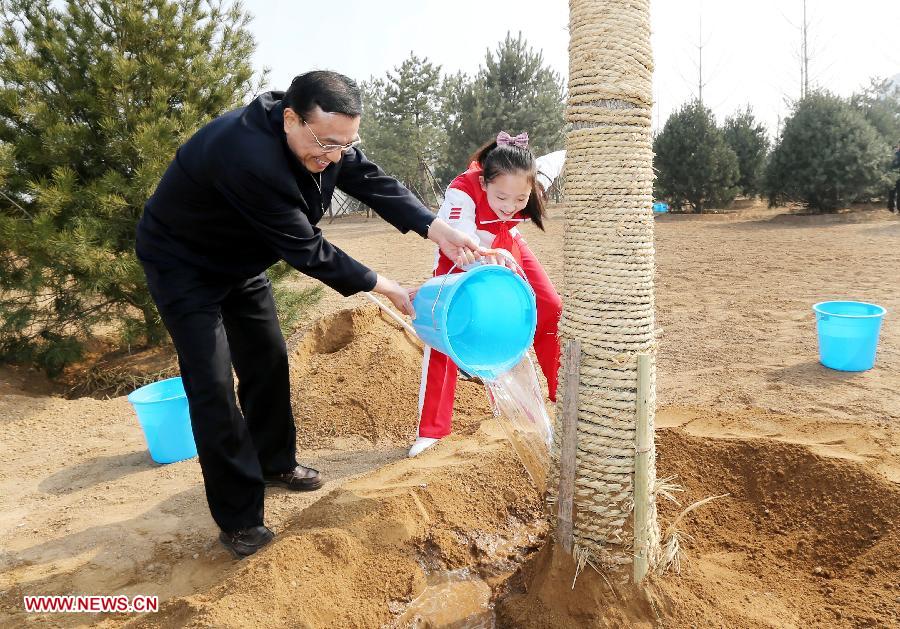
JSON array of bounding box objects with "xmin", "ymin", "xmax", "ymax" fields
[{"xmin": 552, "ymin": 0, "xmax": 660, "ymax": 577}]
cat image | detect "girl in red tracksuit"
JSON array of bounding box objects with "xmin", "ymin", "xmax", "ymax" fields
[{"xmin": 410, "ymin": 132, "xmax": 563, "ymax": 457}]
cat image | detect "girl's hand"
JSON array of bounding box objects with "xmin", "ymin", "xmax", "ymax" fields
[
  {"xmin": 481, "ymin": 248, "xmax": 517, "ymax": 270},
  {"xmin": 372, "ymin": 274, "xmax": 415, "ymax": 316}
]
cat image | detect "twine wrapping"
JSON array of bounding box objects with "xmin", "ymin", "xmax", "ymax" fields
[{"xmin": 551, "ymin": 0, "xmax": 661, "ymax": 575}]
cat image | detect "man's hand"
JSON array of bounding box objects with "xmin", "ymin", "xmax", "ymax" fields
[
  {"xmin": 427, "ymin": 218, "xmax": 484, "ymax": 268},
  {"xmin": 372, "ymin": 274, "xmax": 415, "ymax": 316}
]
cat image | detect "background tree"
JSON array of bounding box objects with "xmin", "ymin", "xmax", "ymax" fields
[
  {"xmin": 766, "ymin": 91, "xmax": 890, "ymax": 212},
  {"xmin": 360, "ymin": 53, "xmax": 446, "ymax": 205},
  {"xmin": 653, "ymin": 100, "xmax": 740, "ymax": 212},
  {"xmin": 441, "ymin": 32, "xmax": 566, "ymax": 183},
  {"xmin": 434, "ymin": 70, "xmax": 475, "ymax": 185},
  {"xmin": 850, "ymin": 77, "xmax": 900, "ymax": 149},
  {"xmin": 267, "ymin": 262, "xmax": 323, "ymax": 337},
  {"xmin": 360, "ymin": 35, "xmax": 566, "ymax": 195},
  {"xmin": 723, "ymin": 106, "xmax": 769, "ymax": 197},
  {"xmin": 0, "ymin": 0, "xmax": 265, "ymax": 374}
]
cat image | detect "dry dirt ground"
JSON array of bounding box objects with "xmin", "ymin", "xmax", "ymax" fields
[{"xmin": 1, "ymin": 203, "xmax": 899, "ymax": 628}]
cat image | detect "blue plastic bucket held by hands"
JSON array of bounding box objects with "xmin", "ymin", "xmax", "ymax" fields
[
  {"xmin": 813, "ymin": 301, "xmax": 886, "ymax": 372},
  {"xmin": 412, "ymin": 265, "xmax": 537, "ymax": 379},
  {"xmin": 127, "ymin": 376, "xmax": 198, "ymax": 464}
]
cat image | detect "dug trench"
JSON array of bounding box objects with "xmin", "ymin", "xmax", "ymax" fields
[{"xmin": 124, "ymin": 306, "xmax": 900, "ymax": 628}]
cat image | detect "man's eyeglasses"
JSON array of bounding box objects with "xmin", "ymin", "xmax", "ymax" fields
[{"xmin": 302, "ymin": 120, "xmax": 361, "ymax": 155}]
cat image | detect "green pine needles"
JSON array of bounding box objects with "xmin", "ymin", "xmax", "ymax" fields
[{"xmin": 0, "ymin": 0, "xmax": 263, "ymax": 374}]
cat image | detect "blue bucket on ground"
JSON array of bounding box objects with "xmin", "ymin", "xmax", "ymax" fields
[
  {"xmin": 412, "ymin": 265, "xmax": 537, "ymax": 379},
  {"xmin": 813, "ymin": 301, "xmax": 887, "ymax": 372},
  {"xmin": 127, "ymin": 377, "xmax": 197, "ymax": 464},
  {"xmin": 653, "ymin": 202, "xmax": 669, "ymax": 213}
]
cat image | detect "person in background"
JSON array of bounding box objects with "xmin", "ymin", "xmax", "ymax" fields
[
  {"xmin": 535, "ymin": 149, "xmax": 566, "ymax": 198},
  {"xmin": 888, "ymin": 140, "xmax": 900, "ymax": 213}
]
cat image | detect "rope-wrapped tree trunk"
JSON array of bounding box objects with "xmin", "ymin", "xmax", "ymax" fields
[{"xmin": 551, "ymin": 0, "xmax": 660, "ymax": 578}]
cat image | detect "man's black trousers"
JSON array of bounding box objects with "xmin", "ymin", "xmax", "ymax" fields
[
  {"xmin": 889, "ymin": 177, "xmax": 900, "ymax": 211},
  {"xmin": 141, "ymin": 261, "xmax": 298, "ymax": 532}
]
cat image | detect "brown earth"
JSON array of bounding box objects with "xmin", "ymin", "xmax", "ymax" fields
[
  {"xmin": 499, "ymin": 420, "xmax": 900, "ymax": 628},
  {"xmin": 288, "ymin": 305, "xmax": 491, "ymax": 449},
  {"xmin": 1, "ymin": 202, "xmax": 899, "ymax": 628}
]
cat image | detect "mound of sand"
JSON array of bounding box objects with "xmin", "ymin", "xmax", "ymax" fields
[
  {"xmin": 112, "ymin": 395, "xmax": 900, "ymax": 628},
  {"xmin": 496, "ymin": 424, "xmax": 900, "ymax": 628},
  {"xmin": 289, "ymin": 305, "xmax": 492, "ymax": 449},
  {"xmin": 131, "ymin": 422, "xmax": 546, "ymax": 628}
]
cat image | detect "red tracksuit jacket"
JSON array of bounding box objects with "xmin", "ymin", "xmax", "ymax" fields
[{"xmin": 417, "ymin": 166, "xmax": 562, "ymax": 439}]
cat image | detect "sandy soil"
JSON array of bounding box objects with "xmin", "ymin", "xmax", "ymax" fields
[{"xmin": 1, "ymin": 203, "xmax": 898, "ymax": 628}]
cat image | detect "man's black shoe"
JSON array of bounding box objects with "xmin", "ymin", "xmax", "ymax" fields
[
  {"xmin": 263, "ymin": 464, "xmax": 323, "ymax": 491},
  {"xmin": 219, "ymin": 525, "xmax": 274, "ymax": 558}
]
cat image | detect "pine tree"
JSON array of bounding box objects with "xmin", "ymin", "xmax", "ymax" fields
[
  {"xmin": 0, "ymin": 0, "xmax": 263, "ymax": 374},
  {"xmin": 442, "ymin": 32, "xmax": 566, "ymax": 183},
  {"xmin": 435, "ymin": 70, "xmax": 474, "ymax": 184},
  {"xmin": 723, "ymin": 106, "xmax": 769, "ymax": 197},
  {"xmin": 850, "ymin": 77, "xmax": 900, "ymax": 150},
  {"xmin": 766, "ymin": 92, "xmax": 890, "ymax": 212},
  {"xmin": 360, "ymin": 53, "xmax": 446, "ymax": 205},
  {"xmin": 267, "ymin": 261, "xmax": 323, "ymax": 338},
  {"xmin": 361, "ymin": 34, "xmax": 566, "ymax": 191},
  {"xmin": 653, "ymin": 100, "xmax": 740, "ymax": 212}
]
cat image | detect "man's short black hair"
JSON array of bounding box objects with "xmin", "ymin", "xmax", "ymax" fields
[{"xmin": 283, "ymin": 71, "xmax": 362, "ymax": 119}]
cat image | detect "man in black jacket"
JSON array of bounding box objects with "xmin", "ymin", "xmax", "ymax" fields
[{"xmin": 136, "ymin": 71, "xmax": 481, "ymax": 557}]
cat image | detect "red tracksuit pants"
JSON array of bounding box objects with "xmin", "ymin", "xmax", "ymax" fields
[{"xmin": 417, "ymin": 242, "xmax": 562, "ymax": 439}]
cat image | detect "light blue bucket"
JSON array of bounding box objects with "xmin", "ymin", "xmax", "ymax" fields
[
  {"xmin": 813, "ymin": 301, "xmax": 887, "ymax": 372},
  {"xmin": 412, "ymin": 265, "xmax": 537, "ymax": 379},
  {"xmin": 653, "ymin": 202, "xmax": 669, "ymax": 213},
  {"xmin": 127, "ymin": 376, "xmax": 198, "ymax": 464}
]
